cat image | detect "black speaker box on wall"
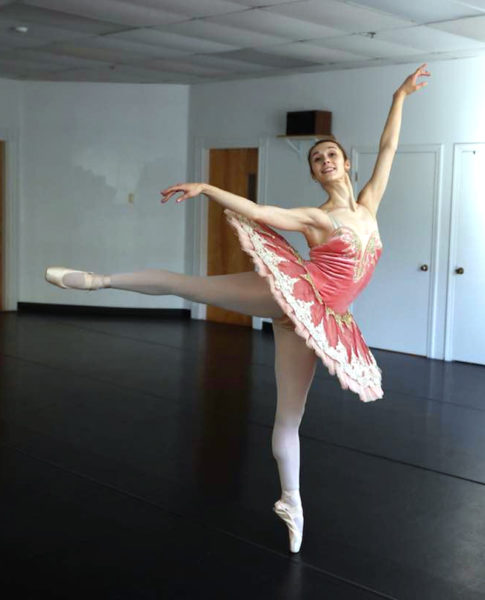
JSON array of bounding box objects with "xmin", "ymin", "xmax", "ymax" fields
[{"xmin": 286, "ymin": 110, "xmax": 332, "ymax": 136}]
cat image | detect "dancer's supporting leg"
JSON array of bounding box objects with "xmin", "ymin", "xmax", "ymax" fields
[
  {"xmin": 271, "ymin": 317, "xmax": 317, "ymax": 553},
  {"xmin": 48, "ymin": 268, "xmax": 284, "ymax": 319}
]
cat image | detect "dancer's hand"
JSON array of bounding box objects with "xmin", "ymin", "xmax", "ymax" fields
[
  {"xmin": 161, "ymin": 183, "xmax": 205, "ymax": 204},
  {"xmin": 395, "ymin": 63, "xmax": 430, "ymax": 97}
]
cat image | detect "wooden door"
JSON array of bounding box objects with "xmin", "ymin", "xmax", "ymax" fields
[{"xmin": 207, "ymin": 148, "xmax": 258, "ymax": 326}]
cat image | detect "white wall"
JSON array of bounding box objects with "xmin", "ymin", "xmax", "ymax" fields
[
  {"xmin": 188, "ymin": 57, "xmax": 485, "ymax": 357},
  {"xmin": 20, "ymin": 81, "xmax": 190, "ymax": 308}
]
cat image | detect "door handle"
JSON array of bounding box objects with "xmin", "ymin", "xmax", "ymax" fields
[
  {"xmin": 420, "ymin": 264, "xmax": 428, "ymax": 271},
  {"xmin": 455, "ymin": 267, "xmax": 464, "ymax": 275}
]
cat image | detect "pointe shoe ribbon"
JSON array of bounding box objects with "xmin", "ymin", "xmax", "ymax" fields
[
  {"xmin": 273, "ymin": 499, "xmax": 303, "ymax": 553},
  {"xmin": 45, "ymin": 267, "xmax": 101, "ymax": 291}
]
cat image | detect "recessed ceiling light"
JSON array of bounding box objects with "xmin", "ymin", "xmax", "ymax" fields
[{"xmin": 12, "ymin": 26, "xmax": 29, "ymax": 34}]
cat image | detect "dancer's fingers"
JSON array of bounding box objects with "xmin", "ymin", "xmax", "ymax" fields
[
  {"xmin": 161, "ymin": 183, "xmax": 203, "ymax": 204},
  {"xmin": 161, "ymin": 183, "xmax": 187, "ymax": 203},
  {"xmin": 160, "ymin": 191, "xmax": 175, "ymax": 203},
  {"xmin": 161, "ymin": 191, "xmax": 184, "ymax": 203},
  {"xmin": 161, "ymin": 183, "xmax": 184, "ymax": 195}
]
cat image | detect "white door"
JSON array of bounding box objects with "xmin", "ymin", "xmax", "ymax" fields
[
  {"xmin": 351, "ymin": 146, "xmax": 441, "ymax": 356},
  {"xmin": 447, "ymin": 144, "xmax": 485, "ymax": 365}
]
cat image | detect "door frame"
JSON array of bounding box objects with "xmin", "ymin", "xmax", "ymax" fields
[
  {"xmin": 444, "ymin": 143, "xmax": 484, "ymax": 361},
  {"xmin": 351, "ymin": 143, "xmax": 444, "ymax": 359},
  {"xmin": 191, "ymin": 135, "xmax": 270, "ymax": 329},
  {"xmin": 0, "ymin": 127, "xmax": 19, "ymax": 312}
]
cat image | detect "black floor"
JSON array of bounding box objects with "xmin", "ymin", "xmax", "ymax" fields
[{"xmin": 1, "ymin": 311, "xmax": 484, "ymax": 599}]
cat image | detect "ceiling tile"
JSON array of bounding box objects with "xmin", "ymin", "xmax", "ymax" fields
[
  {"xmin": 0, "ymin": 47, "xmax": 111, "ymax": 69},
  {"xmin": 0, "ymin": 32, "xmax": 53, "ymax": 49},
  {"xmin": 377, "ymin": 24, "xmax": 485, "ymax": 50},
  {"xmin": 425, "ymin": 47, "xmax": 485, "ymax": 61},
  {"xmin": 256, "ymin": 41, "xmax": 364, "ymax": 63},
  {"xmin": 133, "ymin": 0, "xmax": 246, "ymax": 18},
  {"xmin": 0, "ymin": 17, "xmax": 95, "ymax": 46},
  {"xmin": 24, "ymin": 0, "xmax": 187, "ymax": 27},
  {"xmin": 216, "ymin": 48, "xmax": 326, "ymax": 68},
  {"xmin": 457, "ymin": 0, "xmax": 485, "ymax": 9},
  {"xmin": 0, "ymin": 64, "xmax": 56, "ymax": 79},
  {"xmin": 345, "ymin": 0, "xmax": 483, "ymax": 22},
  {"xmin": 143, "ymin": 57, "xmax": 228, "ymax": 77},
  {"xmin": 75, "ymin": 34, "xmax": 189, "ymax": 57},
  {"xmin": 0, "ymin": 56, "xmax": 65, "ymax": 72},
  {"xmin": 155, "ymin": 18, "xmax": 288, "ymax": 48},
  {"xmin": 430, "ymin": 15, "xmax": 485, "ymax": 42},
  {"xmin": 39, "ymin": 64, "xmax": 199, "ymax": 83},
  {"xmin": 311, "ymin": 34, "xmax": 422, "ymax": 58},
  {"xmin": 0, "ymin": 0, "xmax": 482, "ymax": 83},
  {"xmin": 44, "ymin": 37, "xmax": 189, "ymax": 65},
  {"xmin": 0, "ymin": 3, "xmax": 123, "ymax": 33},
  {"xmin": 264, "ymin": 0, "xmax": 415, "ymax": 33},
  {"xmin": 234, "ymin": 0, "xmax": 297, "ymax": 5},
  {"xmin": 107, "ymin": 29, "xmax": 237, "ymax": 54},
  {"xmin": 207, "ymin": 8, "xmax": 343, "ymax": 40},
  {"xmin": 186, "ymin": 53, "xmax": 274, "ymax": 73}
]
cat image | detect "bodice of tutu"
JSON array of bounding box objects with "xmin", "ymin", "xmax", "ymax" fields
[{"xmin": 306, "ymin": 226, "xmax": 383, "ymax": 314}]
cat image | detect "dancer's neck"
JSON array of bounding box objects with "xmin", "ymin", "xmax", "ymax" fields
[{"xmin": 319, "ymin": 177, "xmax": 357, "ymax": 213}]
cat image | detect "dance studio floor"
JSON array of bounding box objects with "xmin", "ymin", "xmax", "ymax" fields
[{"xmin": 0, "ymin": 310, "xmax": 484, "ymax": 599}]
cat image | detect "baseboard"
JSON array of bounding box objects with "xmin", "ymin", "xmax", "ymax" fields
[{"xmin": 17, "ymin": 302, "xmax": 191, "ymax": 320}]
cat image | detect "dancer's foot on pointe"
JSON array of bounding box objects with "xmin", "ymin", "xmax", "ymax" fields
[
  {"xmin": 273, "ymin": 492, "xmax": 304, "ymax": 553},
  {"xmin": 45, "ymin": 267, "xmax": 110, "ymax": 291}
]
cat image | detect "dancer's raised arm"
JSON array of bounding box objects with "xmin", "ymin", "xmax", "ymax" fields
[
  {"xmin": 358, "ymin": 63, "xmax": 430, "ymax": 217},
  {"xmin": 161, "ymin": 182, "xmax": 328, "ymax": 233}
]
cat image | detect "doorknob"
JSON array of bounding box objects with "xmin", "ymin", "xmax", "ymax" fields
[
  {"xmin": 455, "ymin": 267, "xmax": 464, "ymax": 274},
  {"xmin": 420, "ymin": 264, "xmax": 428, "ymax": 271}
]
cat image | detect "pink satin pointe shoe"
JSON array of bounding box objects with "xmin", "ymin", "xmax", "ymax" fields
[
  {"xmin": 273, "ymin": 499, "xmax": 303, "ymax": 553},
  {"xmin": 45, "ymin": 267, "xmax": 106, "ymax": 291}
]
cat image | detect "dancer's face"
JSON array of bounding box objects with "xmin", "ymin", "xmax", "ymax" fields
[{"xmin": 309, "ymin": 142, "xmax": 350, "ymax": 185}]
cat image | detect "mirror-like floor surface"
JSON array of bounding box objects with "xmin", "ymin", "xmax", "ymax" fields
[{"xmin": 0, "ymin": 311, "xmax": 484, "ymax": 599}]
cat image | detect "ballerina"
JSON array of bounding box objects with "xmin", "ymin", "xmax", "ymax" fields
[{"xmin": 45, "ymin": 64, "xmax": 430, "ymax": 553}]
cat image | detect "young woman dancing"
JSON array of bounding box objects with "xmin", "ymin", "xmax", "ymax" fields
[{"xmin": 46, "ymin": 64, "xmax": 430, "ymax": 554}]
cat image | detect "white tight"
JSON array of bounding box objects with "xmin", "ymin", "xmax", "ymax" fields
[
  {"xmin": 110, "ymin": 270, "xmax": 283, "ymax": 318},
  {"xmin": 107, "ymin": 269, "xmax": 317, "ymax": 498}
]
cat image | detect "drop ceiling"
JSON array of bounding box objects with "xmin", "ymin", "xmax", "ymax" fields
[{"xmin": 0, "ymin": 0, "xmax": 484, "ymax": 83}]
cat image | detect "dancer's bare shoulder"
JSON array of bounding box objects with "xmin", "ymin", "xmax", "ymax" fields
[
  {"xmin": 298, "ymin": 206, "xmax": 332, "ymax": 228},
  {"xmin": 303, "ymin": 204, "xmax": 377, "ymax": 248}
]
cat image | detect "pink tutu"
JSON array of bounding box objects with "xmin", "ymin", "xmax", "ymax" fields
[{"xmin": 225, "ymin": 209, "xmax": 384, "ymax": 402}]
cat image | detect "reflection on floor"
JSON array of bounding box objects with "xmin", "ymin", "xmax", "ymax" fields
[{"xmin": 0, "ymin": 311, "xmax": 484, "ymax": 599}]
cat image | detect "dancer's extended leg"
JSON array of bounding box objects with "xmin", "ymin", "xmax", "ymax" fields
[
  {"xmin": 271, "ymin": 318, "xmax": 317, "ymax": 552},
  {"xmin": 48, "ymin": 268, "xmax": 284, "ymax": 319}
]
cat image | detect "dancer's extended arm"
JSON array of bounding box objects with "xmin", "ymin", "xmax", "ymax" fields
[
  {"xmin": 161, "ymin": 182, "xmax": 327, "ymax": 233},
  {"xmin": 358, "ymin": 63, "xmax": 430, "ymax": 216}
]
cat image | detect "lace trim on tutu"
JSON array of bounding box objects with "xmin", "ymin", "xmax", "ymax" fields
[{"xmin": 225, "ymin": 210, "xmax": 383, "ymax": 403}]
